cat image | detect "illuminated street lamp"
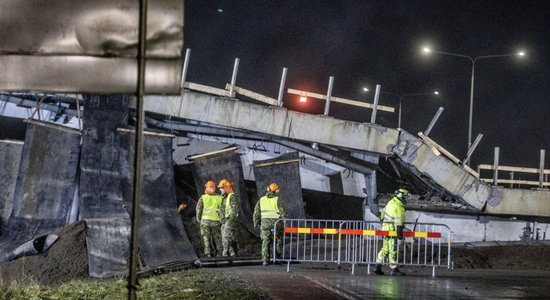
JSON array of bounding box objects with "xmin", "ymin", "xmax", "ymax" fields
[
  {"xmin": 421, "ymin": 46, "xmax": 525, "ymax": 159},
  {"xmin": 299, "ymin": 96, "xmax": 307, "ymax": 103}
]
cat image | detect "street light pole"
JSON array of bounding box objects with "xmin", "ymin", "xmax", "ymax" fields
[
  {"xmin": 468, "ymin": 60, "xmax": 475, "ymax": 150},
  {"xmin": 423, "ymin": 47, "xmax": 524, "ymax": 154},
  {"xmin": 396, "ymin": 92, "xmax": 439, "ymax": 129}
]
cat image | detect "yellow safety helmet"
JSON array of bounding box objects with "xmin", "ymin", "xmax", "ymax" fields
[
  {"xmin": 395, "ymin": 188, "xmax": 409, "ymax": 199},
  {"xmin": 266, "ymin": 183, "xmax": 280, "ymax": 193}
]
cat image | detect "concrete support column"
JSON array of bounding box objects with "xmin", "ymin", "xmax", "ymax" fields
[{"xmin": 364, "ymin": 170, "xmax": 378, "ymax": 219}]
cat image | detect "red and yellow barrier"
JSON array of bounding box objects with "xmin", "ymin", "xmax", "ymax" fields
[{"xmin": 284, "ymin": 227, "xmax": 441, "ymax": 238}]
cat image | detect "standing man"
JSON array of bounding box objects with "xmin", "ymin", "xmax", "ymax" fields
[
  {"xmin": 253, "ymin": 183, "xmax": 286, "ymax": 266},
  {"xmin": 218, "ymin": 179, "xmax": 239, "ymax": 256},
  {"xmin": 195, "ymin": 180, "xmax": 223, "ymax": 258},
  {"xmin": 374, "ymin": 188, "xmax": 408, "ymax": 276}
]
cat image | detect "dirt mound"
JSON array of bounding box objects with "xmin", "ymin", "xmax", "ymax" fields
[
  {"xmin": 452, "ymin": 244, "xmax": 550, "ymax": 269},
  {"xmin": 0, "ymin": 221, "xmax": 88, "ymax": 286}
]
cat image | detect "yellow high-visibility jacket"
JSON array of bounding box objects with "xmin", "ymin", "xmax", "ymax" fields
[
  {"xmin": 200, "ymin": 194, "xmax": 222, "ymax": 221},
  {"xmin": 380, "ymin": 197, "xmax": 405, "ymax": 227}
]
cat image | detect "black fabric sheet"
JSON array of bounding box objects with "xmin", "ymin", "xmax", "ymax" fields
[
  {"xmin": 0, "ymin": 121, "xmax": 80, "ymax": 260},
  {"xmin": 119, "ymin": 131, "xmax": 198, "ymax": 269},
  {"xmin": 252, "ymin": 151, "xmax": 305, "ymax": 219},
  {"xmin": 80, "ymin": 95, "xmax": 197, "ymax": 278},
  {"xmin": 79, "ymin": 95, "xmax": 132, "ymax": 277},
  {"xmin": 0, "ymin": 140, "xmax": 23, "ymax": 235},
  {"xmin": 191, "ymin": 148, "xmax": 254, "ymax": 231}
]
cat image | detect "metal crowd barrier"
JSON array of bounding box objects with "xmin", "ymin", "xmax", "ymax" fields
[{"xmin": 272, "ymin": 219, "xmax": 452, "ymax": 277}]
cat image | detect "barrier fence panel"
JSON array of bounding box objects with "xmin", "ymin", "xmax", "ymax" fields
[{"xmin": 274, "ymin": 219, "xmax": 452, "ymax": 277}]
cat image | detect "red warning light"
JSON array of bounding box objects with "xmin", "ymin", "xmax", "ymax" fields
[{"xmin": 299, "ymin": 96, "xmax": 307, "ymax": 103}]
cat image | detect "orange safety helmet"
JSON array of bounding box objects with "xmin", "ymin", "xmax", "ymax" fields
[
  {"xmin": 204, "ymin": 180, "xmax": 216, "ymax": 194},
  {"xmin": 266, "ymin": 183, "xmax": 280, "ymax": 193},
  {"xmin": 217, "ymin": 179, "xmax": 233, "ymax": 189},
  {"xmin": 204, "ymin": 181, "xmax": 216, "ymax": 188}
]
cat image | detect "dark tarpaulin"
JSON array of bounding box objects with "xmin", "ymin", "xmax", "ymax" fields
[
  {"xmin": 0, "ymin": 140, "xmax": 23, "ymax": 235},
  {"xmin": 0, "ymin": 217, "xmax": 66, "ymax": 261},
  {"xmin": 80, "ymin": 95, "xmax": 196, "ymax": 278},
  {"xmin": 252, "ymin": 151, "xmax": 305, "ymax": 219},
  {"xmin": 85, "ymin": 218, "xmax": 131, "ymax": 277},
  {"xmin": 79, "ymin": 95, "xmax": 130, "ymax": 220},
  {"xmin": 0, "ymin": 121, "xmax": 80, "ymax": 260},
  {"xmin": 79, "ymin": 95, "xmax": 132, "ymax": 277},
  {"xmin": 0, "ymin": 116, "xmax": 26, "ymax": 141},
  {"xmin": 190, "ymin": 147, "xmax": 254, "ymax": 232},
  {"xmin": 118, "ymin": 130, "xmax": 198, "ymax": 268}
]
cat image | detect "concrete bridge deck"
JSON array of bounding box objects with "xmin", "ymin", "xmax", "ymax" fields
[{"xmin": 143, "ymin": 90, "xmax": 550, "ymax": 218}]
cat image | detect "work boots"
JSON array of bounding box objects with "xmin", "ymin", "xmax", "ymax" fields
[
  {"xmin": 373, "ymin": 264, "xmax": 384, "ymax": 275},
  {"xmin": 390, "ymin": 268, "xmax": 405, "ymax": 276}
]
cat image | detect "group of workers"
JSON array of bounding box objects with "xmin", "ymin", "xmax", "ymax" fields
[
  {"xmin": 183, "ymin": 178, "xmax": 409, "ymax": 274},
  {"xmin": 185, "ymin": 179, "xmax": 286, "ymax": 266}
]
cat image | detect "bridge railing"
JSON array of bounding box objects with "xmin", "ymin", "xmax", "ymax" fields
[{"xmin": 273, "ymin": 219, "xmax": 452, "ymax": 277}]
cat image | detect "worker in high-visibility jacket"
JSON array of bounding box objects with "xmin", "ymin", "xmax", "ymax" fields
[
  {"xmin": 195, "ymin": 180, "xmax": 223, "ymax": 258},
  {"xmin": 253, "ymin": 183, "xmax": 287, "ymax": 266},
  {"xmin": 374, "ymin": 188, "xmax": 409, "ymax": 276},
  {"xmin": 218, "ymin": 179, "xmax": 239, "ymax": 256}
]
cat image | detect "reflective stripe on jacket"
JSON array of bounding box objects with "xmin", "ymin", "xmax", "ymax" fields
[
  {"xmin": 260, "ymin": 195, "xmax": 280, "ymax": 219},
  {"xmin": 202, "ymin": 194, "xmax": 222, "ymax": 221},
  {"xmin": 224, "ymin": 192, "xmax": 235, "ymax": 218},
  {"xmin": 380, "ymin": 197, "xmax": 405, "ymax": 226}
]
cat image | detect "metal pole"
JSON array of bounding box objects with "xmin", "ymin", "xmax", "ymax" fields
[
  {"xmin": 128, "ymin": 0, "xmax": 147, "ymax": 298},
  {"xmin": 493, "ymin": 147, "xmax": 500, "ymax": 185},
  {"xmin": 464, "ymin": 133, "xmax": 483, "ymax": 165},
  {"xmin": 76, "ymin": 97, "xmax": 82, "ymax": 131},
  {"xmin": 540, "ymin": 149, "xmax": 546, "ymax": 188},
  {"xmin": 468, "ymin": 61, "xmax": 475, "ymax": 158},
  {"xmin": 277, "ymin": 67, "xmax": 288, "ymax": 106},
  {"xmin": 424, "ymin": 107, "xmax": 444, "ymax": 136},
  {"xmin": 229, "ymin": 58, "xmax": 239, "ymax": 98},
  {"xmin": 180, "ymin": 48, "xmax": 191, "ymax": 89},
  {"xmin": 370, "ymin": 84, "xmax": 381, "ymax": 124},
  {"xmin": 323, "ymin": 76, "xmax": 334, "ymax": 115},
  {"xmin": 397, "ymin": 98, "xmax": 402, "ymax": 128}
]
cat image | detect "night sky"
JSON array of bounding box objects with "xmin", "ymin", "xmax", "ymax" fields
[{"xmin": 185, "ymin": 1, "xmax": 550, "ymax": 169}]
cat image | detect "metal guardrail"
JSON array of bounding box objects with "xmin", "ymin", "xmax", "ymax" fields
[{"xmin": 273, "ymin": 219, "xmax": 452, "ymax": 277}]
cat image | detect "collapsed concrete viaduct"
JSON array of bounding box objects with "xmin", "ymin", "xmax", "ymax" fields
[{"xmin": 144, "ymin": 90, "xmax": 550, "ymax": 219}]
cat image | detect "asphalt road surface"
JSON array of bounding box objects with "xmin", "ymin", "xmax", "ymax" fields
[{"xmin": 205, "ymin": 264, "xmax": 550, "ymax": 299}]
